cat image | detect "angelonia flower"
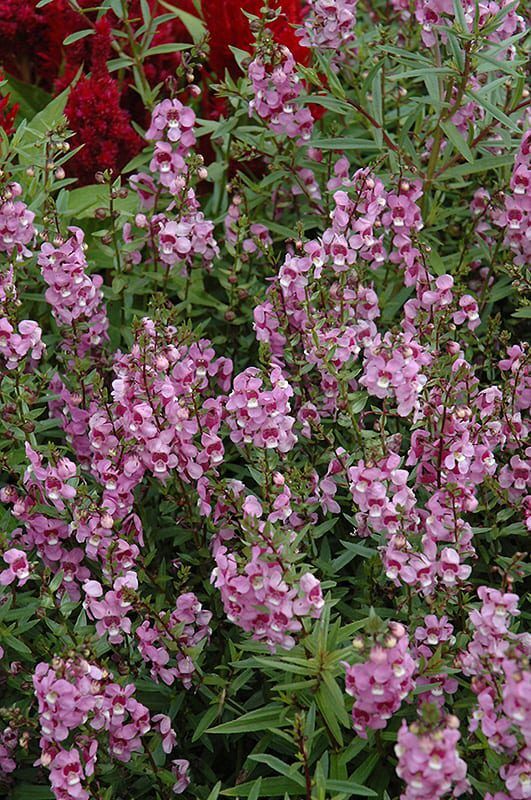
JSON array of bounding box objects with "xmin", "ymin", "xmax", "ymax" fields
[
  {"xmin": 128, "ymin": 99, "xmax": 218, "ymax": 274},
  {"xmin": 0, "ymin": 316, "xmax": 45, "ymax": 370},
  {"xmin": 171, "ymin": 758, "xmax": 190, "ymax": 794},
  {"xmin": 0, "ymin": 726, "xmax": 17, "ymax": 775},
  {"xmin": 212, "ymin": 542, "xmax": 323, "ymax": 651},
  {"xmin": 297, "ymin": 0, "xmax": 358, "ymax": 63},
  {"xmin": 24, "ymin": 443, "xmax": 77, "ymax": 511},
  {"xmin": 0, "ymin": 263, "xmax": 45, "ymax": 369},
  {"xmin": 395, "ymin": 712, "xmax": 470, "ymax": 800},
  {"xmin": 152, "ymin": 207, "xmax": 219, "ymax": 271},
  {"xmin": 495, "ymin": 130, "xmax": 531, "ymax": 267},
  {"xmin": 225, "ymin": 366, "xmax": 297, "ymax": 452},
  {"xmin": 344, "ymin": 621, "xmax": 417, "ymax": 736},
  {"xmin": 38, "ymin": 227, "xmax": 109, "ymax": 358},
  {"xmin": 0, "ymin": 182, "xmax": 35, "ymax": 257},
  {"xmin": 248, "ymin": 45, "xmax": 314, "ymax": 142},
  {"xmin": 413, "ymin": 615, "xmax": 458, "ymax": 706},
  {"xmin": 86, "ymin": 318, "xmax": 231, "ymax": 516},
  {"xmin": 414, "ymin": 0, "xmax": 524, "ymax": 49},
  {"xmin": 145, "ymin": 98, "xmax": 197, "ymax": 154},
  {"xmin": 360, "ymin": 330, "xmax": 432, "ymax": 417},
  {"xmin": 48, "ymin": 374, "xmax": 97, "ymax": 464},
  {"xmin": 460, "ymin": 586, "xmax": 531, "ymax": 798},
  {"xmin": 136, "ymin": 592, "xmax": 212, "ymax": 688},
  {"xmin": 83, "ymin": 572, "xmax": 138, "ymax": 645},
  {"xmin": 0, "ymin": 7, "xmax": 530, "ymax": 796},
  {"xmin": 209, "ymin": 483, "xmax": 323, "ymax": 651},
  {"xmin": 33, "ymin": 655, "xmax": 155, "ymax": 798},
  {"xmin": 0, "ymin": 548, "xmax": 31, "ymax": 587}
]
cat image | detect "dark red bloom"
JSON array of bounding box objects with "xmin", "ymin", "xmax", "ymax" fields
[
  {"xmin": 0, "ymin": 70, "xmax": 18, "ymax": 135},
  {"xmin": 202, "ymin": 0, "xmax": 306, "ymax": 77},
  {"xmin": 64, "ymin": 19, "xmax": 142, "ymax": 185},
  {"xmin": 0, "ymin": 0, "xmax": 91, "ymax": 90}
]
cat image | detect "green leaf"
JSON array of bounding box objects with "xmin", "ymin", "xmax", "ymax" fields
[
  {"xmin": 157, "ymin": 0, "xmax": 206, "ymax": 42},
  {"xmin": 452, "ymin": 0, "xmax": 468, "ymax": 30},
  {"xmin": 351, "ymin": 753, "xmax": 380, "ymax": 784},
  {"xmin": 440, "ymin": 120, "xmax": 474, "ymax": 162},
  {"xmin": 143, "ymin": 42, "xmax": 192, "ymax": 57},
  {"xmin": 207, "ymin": 705, "xmax": 285, "ymax": 734},
  {"xmin": 309, "ymin": 138, "xmax": 381, "ymax": 151},
  {"xmin": 12, "ymin": 785, "xmax": 53, "ymax": 800},
  {"xmin": 443, "ymin": 153, "xmax": 514, "ymax": 179},
  {"xmin": 315, "ymin": 672, "xmax": 349, "ymax": 747},
  {"xmin": 466, "ymin": 89, "xmax": 520, "ymax": 132},
  {"xmin": 206, "ymin": 782, "xmax": 222, "ymax": 800},
  {"xmin": 248, "ymin": 778, "xmax": 262, "ymax": 800},
  {"xmin": 326, "ymin": 779, "xmax": 377, "ymax": 797},
  {"xmin": 221, "ymin": 777, "xmax": 305, "ymax": 797},
  {"xmin": 16, "ymin": 82, "xmax": 74, "ymax": 164},
  {"xmin": 2, "ymin": 73, "xmax": 51, "ymax": 120},
  {"xmin": 247, "ymin": 755, "xmax": 305, "ymax": 786},
  {"xmin": 4, "ymin": 634, "xmax": 32, "ymax": 656},
  {"xmin": 512, "ymin": 307, "xmax": 531, "ymax": 319},
  {"xmin": 63, "ymin": 29, "xmax": 94, "ymax": 46},
  {"xmin": 192, "ymin": 704, "xmax": 220, "ymax": 742}
]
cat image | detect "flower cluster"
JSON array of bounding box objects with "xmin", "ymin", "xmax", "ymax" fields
[
  {"xmin": 297, "ymin": 0, "xmax": 358, "ymax": 62},
  {"xmin": 33, "ymin": 655, "xmax": 154, "ymax": 799},
  {"xmin": 0, "ymin": 3, "xmax": 530, "ymax": 798},
  {"xmin": 395, "ymin": 713, "xmax": 470, "ymax": 800},
  {"xmin": 83, "ymin": 572, "xmax": 138, "ymax": 645},
  {"xmin": 0, "ymin": 317, "xmax": 44, "ymax": 370},
  {"xmin": 0, "ymin": 726, "xmax": 17, "ymax": 775},
  {"xmin": 344, "ymin": 622, "xmax": 417, "ymax": 736},
  {"xmin": 146, "ymin": 98, "xmax": 197, "ymax": 154},
  {"xmin": 128, "ymin": 99, "xmax": 219, "ymax": 273},
  {"xmin": 87, "ymin": 318, "xmax": 231, "ymax": 515},
  {"xmin": 461, "ymin": 587, "xmax": 530, "ymax": 798},
  {"xmin": 248, "ymin": 45, "xmax": 314, "ymax": 141},
  {"xmin": 225, "ymin": 366, "xmax": 297, "ymax": 452},
  {"xmin": 152, "ymin": 209, "xmax": 219, "ymax": 271},
  {"xmin": 38, "ymin": 227, "xmax": 109, "ymax": 358},
  {"xmin": 415, "ymin": 0, "xmax": 524, "ymax": 49},
  {"xmin": 0, "ymin": 181, "xmax": 35, "ymax": 257},
  {"xmin": 496, "ymin": 130, "xmax": 531, "ymax": 266},
  {"xmin": 0, "ymin": 548, "xmax": 31, "ymax": 586},
  {"xmin": 137, "ymin": 591, "xmax": 212, "ymax": 687},
  {"xmin": 360, "ymin": 331, "xmax": 432, "ymax": 416},
  {"xmin": 212, "ymin": 543, "xmax": 323, "ymax": 651},
  {"xmin": 225, "ymin": 195, "xmax": 272, "ymax": 257}
]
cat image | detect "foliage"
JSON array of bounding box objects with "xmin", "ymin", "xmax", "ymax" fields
[{"xmin": 0, "ymin": 1, "xmax": 529, "ymax": 800}]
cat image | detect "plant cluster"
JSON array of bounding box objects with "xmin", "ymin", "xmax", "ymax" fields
[{"xmin": 0, "ymin": 1, "xmax": 529, "ymax": 799}]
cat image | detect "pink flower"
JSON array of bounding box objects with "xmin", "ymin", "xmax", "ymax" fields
[
  {"xmin": 0, "ymin": 182, "xmax": 35, "ymax": 257},
  {"xmin": 395, "ymin": 715, "xmax": 469, "ymax": 800},
  {"xmin": 49, "ymin": 748, "xmax": 88, "ymax": 800},
  {"xmin": 248, "ymin": 46, "xmax": 314, "ymax": 142},
  {"xmin": 146, "ymin": 99, "xmax": 196, "ymax": 154},
  {"xmin": 153, "ymin": 714, "xmax": 177, "ymax": 754},
  {"xmin": 344, "ymin": 623, "xmax": 417, "ymax": 736},
  {"xmin": 171, "ymin": 758, "xmax": 190, "ymax": 794},
  {"xmin": 297, "ymin": 0, "xmax": 358, "ymax": 63},
  {"xmin": 0, "ymin": 548, "xmax": 31, "ymax": 586}
]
